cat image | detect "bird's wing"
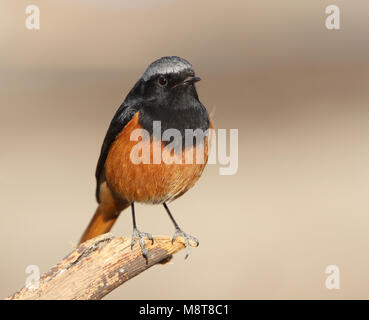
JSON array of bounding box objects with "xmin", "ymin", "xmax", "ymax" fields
[{"xmin": 95, "ymin": 103, "xmax": 139, "ymax": 202}]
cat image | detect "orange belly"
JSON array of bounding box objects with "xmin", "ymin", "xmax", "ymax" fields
[{"xmin": 104, "ymin": 112, "xmax": 210, "ymax": 204}]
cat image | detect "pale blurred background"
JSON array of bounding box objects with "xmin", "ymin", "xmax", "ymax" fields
[{"xmin": 1, "ymin": 0, "xmax": 369, "ymax": 299}]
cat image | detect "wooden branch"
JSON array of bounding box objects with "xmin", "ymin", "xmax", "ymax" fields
[{"xmin": 6, "ymin": 233, "xmax": 192, "ymax": 300}]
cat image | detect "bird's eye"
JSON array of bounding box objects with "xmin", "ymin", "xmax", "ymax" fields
[{"xmin": 158, "ymin": 76, "xmax": 168, "ymax": 87}]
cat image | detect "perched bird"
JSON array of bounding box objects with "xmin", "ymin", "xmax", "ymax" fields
[{"xmin": 79, "ymin": 56, "xmax": 211, "ymax": 260}]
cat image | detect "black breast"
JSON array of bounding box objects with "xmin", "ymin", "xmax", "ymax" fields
[{"xmin": 138, "ymin": 96, "xmax": 209, "ymax": 148}]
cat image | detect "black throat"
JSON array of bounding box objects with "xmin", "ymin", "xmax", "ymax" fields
[{"xmin": 138, "ymin": 85, "xmax": 210, "ymax": 147}]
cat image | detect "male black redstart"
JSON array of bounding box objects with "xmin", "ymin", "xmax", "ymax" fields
[{"xmin": 80, "ymin": 56, "xmax": 211, "ymax": 260}]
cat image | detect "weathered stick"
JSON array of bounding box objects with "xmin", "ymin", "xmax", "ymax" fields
[{"xmin": 6, "ymin": 233, "xmax": 191, "ymax": 300}]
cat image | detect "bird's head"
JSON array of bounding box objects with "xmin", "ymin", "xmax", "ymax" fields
[{"xmin": 131, "ymin": 56, "xmax": 201, "ymax": 105}]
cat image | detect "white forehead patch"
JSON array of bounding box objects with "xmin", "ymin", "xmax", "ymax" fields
[{"xmin": 142, "ymin": 56, "xmax": 193, "ymax": 81}]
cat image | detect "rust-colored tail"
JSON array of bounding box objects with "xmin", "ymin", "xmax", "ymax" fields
[{"xmin": 79, "ymin": 183, "xmax": 130, "ymax": 244}]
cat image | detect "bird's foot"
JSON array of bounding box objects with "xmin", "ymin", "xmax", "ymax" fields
[
  {"xmin": 172, "ymin": 228, "xmax": 199, "ymax": 259},
  {"xmin": 130, "ymin": 228, "xmax": 154, "ymax": 262}
]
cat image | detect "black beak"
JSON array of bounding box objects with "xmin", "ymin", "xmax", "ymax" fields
[{"xmin": 183, "ymin": 76, "xmax": 201, "ymax": 85}]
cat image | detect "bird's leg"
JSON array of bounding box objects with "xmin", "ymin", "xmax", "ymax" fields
[
  {"xmin": 163, "ymin": 202, "xmax": 199, "ymax": 259},
  {"xmin": 130, "ymin": 202, "xmax": 154, "ymax": 262}
]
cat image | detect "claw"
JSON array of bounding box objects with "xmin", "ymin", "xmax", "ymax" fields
[
  {"xmin": 171, "ymin": 228, "xmax": 199, "ymax": 259},
  {"xmin": 130, "ymin": 228, "xmax": 154, "ymax": 263},
  {"xmin": 145, "ymin": 232, "xmax": 154, "ymax": 245}
]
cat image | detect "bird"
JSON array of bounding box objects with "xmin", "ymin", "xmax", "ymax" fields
[{"xmin": 79, "ymin": 56, "xmax": 211, "ymax": 260}]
